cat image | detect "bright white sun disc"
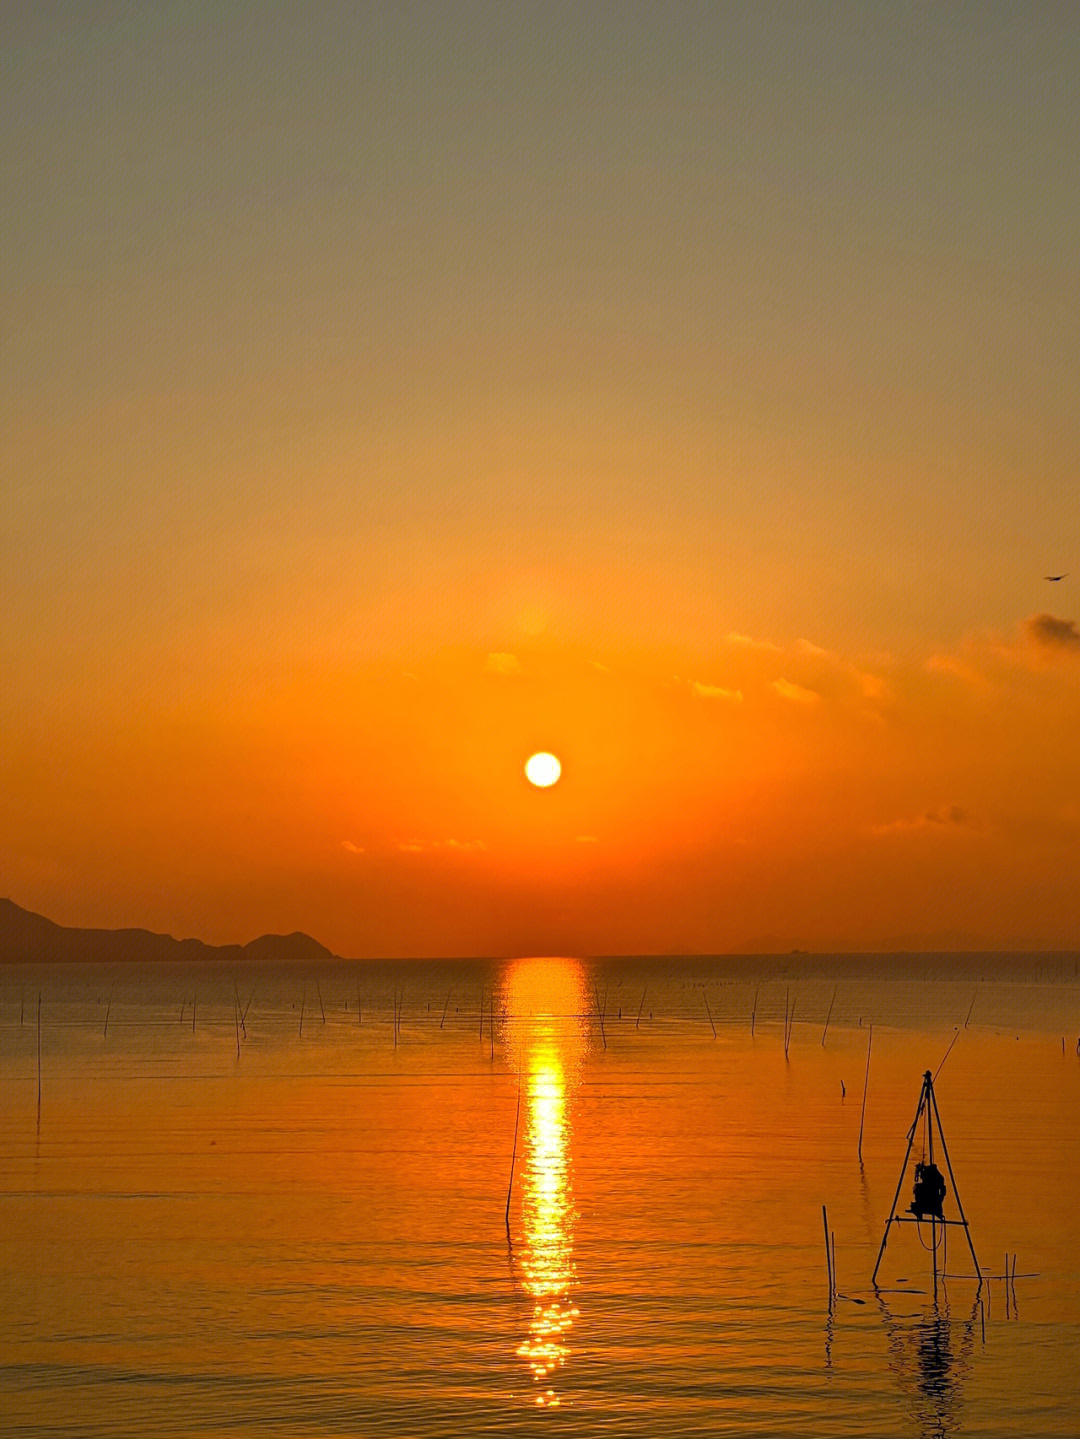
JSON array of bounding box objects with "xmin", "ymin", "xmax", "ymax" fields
[{"xmin": 525, "ymin": 752, "xmax": 561, "ymax": 788}]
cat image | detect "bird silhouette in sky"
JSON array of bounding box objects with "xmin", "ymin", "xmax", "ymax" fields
[{"xmin": 1044, "ymin": 573, "xmax": 1069, "ymax": 581}]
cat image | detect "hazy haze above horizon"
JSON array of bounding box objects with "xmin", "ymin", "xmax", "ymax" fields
[{"xmin": 3, "ymin": 2, "xmax": 1079, "ymax": 955}]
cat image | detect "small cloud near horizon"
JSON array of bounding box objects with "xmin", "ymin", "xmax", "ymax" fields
[
  {"xmin": 485, "ymin": 652, "xmax": 525, "ymax": 677},
  {"xmin": 772, "ymin": 677, "xmax": 821, "ymax": 705},
  {"xmin": 690, "ymin": 680, "xmax": 743, "ymax": 702},
  {"xmin": 871, "ymin": 805, "xmax": 974, "ymax": 836},
  {"xmin": 341, "ymin": 840, "xmax": 366, "ymax": 854}
]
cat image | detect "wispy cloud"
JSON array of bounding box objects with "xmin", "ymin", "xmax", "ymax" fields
[
  {"xmin": 397, "ymin": 838, "xmax": 488, "ymax": 853},
  {"xmin": 871, "ymin": 805, "xmax": 974, "ymax": 836},
  {"xmin": 485, "ymin": 651, "xmax": 524, "ymax": 677},
  {"xmin": 341, "ymin": 840, "xmax": 366, "ymax": 854},
  {"xmin": 772, "ymin": 677, "xmax": 821, "ymax": 705},
  {"xmin": 690, "ymin": 681, "xmax": 743, "ymax": 702}
]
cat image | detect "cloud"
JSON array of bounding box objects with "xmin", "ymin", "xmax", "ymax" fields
[
  {"xmin": 485, "ymin": 652, "xmax": 524, "ymax": 677},
  {"xmin": 341, "ymin": 840, "xmax": 366, "ymax": 854},
  {"xmin": 772, "ymin": 677, "xmax": 821, "ymax": 705},
  {"xmin": 1026, "ymin": 613, "xmax": 1080, "ymax": 652},
  {"xmin": 871, "ymin": 805, "xmax": 973, "ymax": 836},
  {"xmin": 724, "ymin": 632, "xmax": 781, "ymax": 652},
  {"xmin": 690, "ymin": 681, "xmax": 743, "ymax": 702},
  {"xmin": 926, "ymin": 652, "xmax": 986, "ymax": 686},
  {"xmin": 397, "ymin": 838, "xmax": 487, "ymax": 853}
]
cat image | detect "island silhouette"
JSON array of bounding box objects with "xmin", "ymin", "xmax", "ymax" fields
[{"xmin": 0, "ymin": 898, "xmax": 336, "ymax": 967}]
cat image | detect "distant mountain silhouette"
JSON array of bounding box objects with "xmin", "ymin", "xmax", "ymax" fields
[{"xmin": 0, "ymin": 898, "xmax": 336, "ymax": 965}]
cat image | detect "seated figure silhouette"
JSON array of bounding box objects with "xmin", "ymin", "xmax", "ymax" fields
[{"xmin": 909, "ymin": 1161, "xmax": 947, "ymax": 1219}]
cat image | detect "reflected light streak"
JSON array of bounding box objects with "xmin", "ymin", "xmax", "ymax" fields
[{"xmin": 503, "ymin": 956, "xmax": 588, "ymax": 1404}]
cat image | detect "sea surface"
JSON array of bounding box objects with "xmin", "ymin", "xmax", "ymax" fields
[{"xmin": 2, "ymin": 954, "xmax": 1078, "ymax": 1438}]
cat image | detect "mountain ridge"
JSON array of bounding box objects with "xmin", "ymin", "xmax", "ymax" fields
[{"xmin": 0, "ymin": 898, "xmax": 337, "ymax": 965}]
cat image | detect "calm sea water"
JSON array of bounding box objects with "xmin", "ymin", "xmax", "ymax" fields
[{"xmin": 2, "ymin": 955, "xmax": 1078, "ymax": 1438}]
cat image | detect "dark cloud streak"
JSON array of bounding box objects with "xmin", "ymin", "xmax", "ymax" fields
[{"xmin": 1026, "ymin": 614, "xmax": 1080, "ymax": 652}]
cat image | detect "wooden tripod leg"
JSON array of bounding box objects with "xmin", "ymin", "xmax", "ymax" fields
[
  {"xmin": 928, "ymin": 1080, "xmax": 982, "ymax": 1281},
  {"xmin": 872, "ymin": 1075, "xmax": 929, "ymax": 1286}
]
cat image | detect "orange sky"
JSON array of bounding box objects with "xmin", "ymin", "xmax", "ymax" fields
[{"xmin": 3, "ymin": 3, "xmax": 1078, "ymax": 954}]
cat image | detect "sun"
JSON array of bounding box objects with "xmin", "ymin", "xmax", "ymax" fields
[{"xmin": 525, "ymin": 752, "xmax": 561, "ymax": 788}]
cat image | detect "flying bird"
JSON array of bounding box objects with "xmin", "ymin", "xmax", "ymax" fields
[{"xmin": 1044, "ymin": 573, "xmax": 1069, "ymax": 581}]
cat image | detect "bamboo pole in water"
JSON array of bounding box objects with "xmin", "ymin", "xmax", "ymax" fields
[
  {"xmin": 234, "ymin": 982, "xmax": 246, "ymax": 1039},
  {"xmin": 751, "ymin": 982, "xmax": 759, "ymax": 1037},
  {"xmin": 37, "ymin": 992, "xmax": 42, "ymax": 1118},
  {"xmin": 441, "ymin": 988, "xmax": 451, "ymax": 1030},
  {"xmin": 636, "ymin": 986, "xmax": 646, "ymax": 1029},
  {"xmin": 505, "ymin": 1073, "xmax": 522, "ymax": 1230},
  {"xmin": 858, "ymin": 1024, "xmax": 873, "ymax": 1162},
  {"xmin": 192, "ymin": 990, "xmax": 197, "ymax": 1033},
  {"xmin": 703, "ymin": 991, "xmax": 716, "ymax": 1038},
  {"xmin": 822, "ymin": 1204, "xmax": 833, "ymax": 1297},
  {"xmin": 822, "ymin": 985, "xmax": 837, "ymax": 1047},
  {"xmin": 594, "ymin": 983, "xmax": 607, "ymax": 1049},
  {"xmin": 316, "ymin": 977, "xmax": 326, "ymax": 1024},
  {"xmin": 104, "ymin": 989, "xmax": 112, "ymax": 1038},
  {"xmin": 299, "ymin": 987, "xmax": 305, "ymax": 1038}
]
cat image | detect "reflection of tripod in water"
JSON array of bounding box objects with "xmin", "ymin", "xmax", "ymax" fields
[
  {"xmin": 875, "ymin": 1289, "xmax": 980, "ymax": 1439},
  {"xmin": 872, "ymin": 1070, "xmax": 981, "ymax": 1293}
]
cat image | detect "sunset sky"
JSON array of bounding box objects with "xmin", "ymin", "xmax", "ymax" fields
[{"xmin": 3, "ymin": 2, "xmax": 1078, "ymax": 956}]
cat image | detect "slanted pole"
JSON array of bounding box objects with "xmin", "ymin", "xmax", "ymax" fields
[
  {"xmin": 871, "ymin": 1071, "xmax": 930, "ymax": 1287},
  {"xmin": 927, "ymin": 1077, "xmax": 982, "ymax": 1281}
]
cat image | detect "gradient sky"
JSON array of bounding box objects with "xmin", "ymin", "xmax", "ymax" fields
[{"xmin": 3, "ymin": 1, "xmax": 1079, "ymax": 955}]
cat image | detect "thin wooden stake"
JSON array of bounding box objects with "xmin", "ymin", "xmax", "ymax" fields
[
  {"xmin": 316, "ymin": 977, "xmax": 326, "ymax": 1024},
  {"xmin": 234, "ymin": 1002, "xmax": 241, "ymax": 1059},
  {"xmin": 822, "ymin": 984, "xmax": 837, "ymax": 1046},
  {"xmin": 489, "ymin": 995, "xmax": 495, "ymax": 1060},
  {"xmin": 703, "ymin": 991, "xmax": 716, "ymax": 1038},
  {"xmin": 234, "ymin": 982, "xmax": 246, "ymax": 1039},
  {"xmin": 192, "ymin": 989, "xmax": 197, "ymax": 1033},
  {"xmin": 858, "ymin": 1024, "xmax": 873, "ymax": 1162},
  {"xmin": 104, "ymin": 989, "xmax": 112, "ymax": 1038},
  {"xmin": 785, "ymin": 997, "xmax": 796, "ymax": 1058},
  {"xmin": 636, "ymin": 986, "xmax": 646, "ymax": 1029},
  {"xmin": 242, "ymin": 987, "xmax": 256, "ymax": 1024},
  {"xmin": 299, "ymin": 987, "xmax": 306, "ymax": 1037},
  {"xmin": 505, "ymin": 1073, "xmax": 522, "ymax": 1230},
  {"xmin": 479, "ymin": 988, "xmax": 484, "ymax": 1040},
  {"xmin": 594, "ymin": 982, "xmax": 607, "ymax": 1049},
  {"xmin": 822, "ymin": 1204, "xmax": 833, "ymax": 1297},
  {"xmin": 964, "ymin": 988, "xmax": 978, "ymax": 1029},
  {"xmin": 441, "ymin": 988, "xmax": 451, "ymax": 1030},
  {"xmin": 751, "ymin": 982, "xmax": 758, "ymax": 1037},
  {"xmin": 36, "ymin": 992, "xmax": 42, "ymax": 1117},
  {"xmin": 357, "ymin": 976, "xmax": 362, "ymax": 1025}
]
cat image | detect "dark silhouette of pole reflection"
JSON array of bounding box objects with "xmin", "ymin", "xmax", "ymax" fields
[{"xmin": 877, "ymin": 1290, "xmax": 979, "ymax": 1439}]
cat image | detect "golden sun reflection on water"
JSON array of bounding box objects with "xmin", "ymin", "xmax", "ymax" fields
[{"xmin": 502, "ymin": 956, "xmax": 589, "ymax": 1406}]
